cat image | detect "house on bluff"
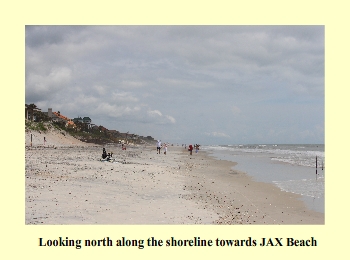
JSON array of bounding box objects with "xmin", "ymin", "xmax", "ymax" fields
[{"xmin": 72, "ymin": 116, "xmax": 92, "ymax": 129}]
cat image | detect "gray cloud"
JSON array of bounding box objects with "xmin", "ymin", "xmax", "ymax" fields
[{"xmin": 26, "ymin": 25, "xmax": 324, "ymax": 144}]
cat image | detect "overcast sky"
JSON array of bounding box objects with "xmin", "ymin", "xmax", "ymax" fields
[{"xmin": 25, "ymin": 26, "xmax": 324, "ymax": 145}]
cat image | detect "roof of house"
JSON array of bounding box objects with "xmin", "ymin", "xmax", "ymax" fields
[{"xmin": 53, "ymin": 112, "xmax": 70, "ymax": 121}]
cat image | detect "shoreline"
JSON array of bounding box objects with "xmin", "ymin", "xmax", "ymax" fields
[
  {"xmin": 180, "ymin": 148, "xmax": 324, "ymax": 224},
  {"xmin": 25, "ymin": 135, "xmax": 324, "ymax": 224},
  {"xmin": 203, "ymin": 146, "xmax": 325, "ymax": 214}
]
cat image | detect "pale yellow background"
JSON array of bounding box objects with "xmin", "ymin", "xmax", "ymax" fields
[{"xmin": 1, "ymin": 0, "xmax": 345, "ymax": 259}]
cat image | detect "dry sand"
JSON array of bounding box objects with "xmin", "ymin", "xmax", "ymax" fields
[{"xmin": 25, "ymin": 129, "xmax": 324, "ymax": 225}]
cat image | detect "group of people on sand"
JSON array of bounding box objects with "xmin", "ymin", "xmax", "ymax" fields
[
  {"xmin": 156, "ymin": 140, "xmax": 168, "ymax": 155},
  {"xmin": 102, "ymin": 148, "xmax": 113, "ymax": 161},
  {"xmin": 183, "ymin": 143, "xmax": 200, "ymax": 155},
  {"xmin": 155, "ymin": 141, "xmax": 200, "ymax": 156},
  {"xmin": 102, "ymin": 141, "xmax": 126, "ymax": 161},
  {"xmin": 101, "ymin": 143, "xmax": 127, "ymax": 161}
]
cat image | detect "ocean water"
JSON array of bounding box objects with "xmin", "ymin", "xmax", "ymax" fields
[{"xmin": 202, "ymin": 144, "xmax": 325, "ymax": 213}]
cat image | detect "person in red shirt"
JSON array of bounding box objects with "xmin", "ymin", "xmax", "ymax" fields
[{"xmin": 189, "ymin": 144, "xmax": 193, "ymax": 155}]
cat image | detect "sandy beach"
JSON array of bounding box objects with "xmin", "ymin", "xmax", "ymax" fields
[{"xmin": 25, "ymin": 129, "xmax": 324, "ymax": 225}]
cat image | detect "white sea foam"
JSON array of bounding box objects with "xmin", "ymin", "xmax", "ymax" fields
[
  {"xmin": 273, "ymin": 178, "xmax": 324, "ymax": 199},
  {"xmin": 204, "ymin": 144, "xmax": 324, "ymax": 168}
]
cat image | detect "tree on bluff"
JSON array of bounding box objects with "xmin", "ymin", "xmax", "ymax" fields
[{"xmin": 26, "ymin": 103, "xmax": 37, "ymax": 121}]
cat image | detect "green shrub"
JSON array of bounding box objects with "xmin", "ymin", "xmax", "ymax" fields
[{"xmin": 25, "ymin": 121, "xmax": 47, "ymax": 132}]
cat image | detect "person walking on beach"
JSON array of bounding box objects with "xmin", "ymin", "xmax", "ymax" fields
[
  {"xmin": 163, "ymin": 143, "xmax": 167, "ymax": 155},
  {"xmin": 189, "ymin": 144, "xmax": 193, "ymax": 155},
  {"xmin": 157, "ymin": 140, "xmax": 162, "ymax": 154},
  {"xmin": 195, "ymin": 144, "xmax": 200, "ymax": 153}
]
